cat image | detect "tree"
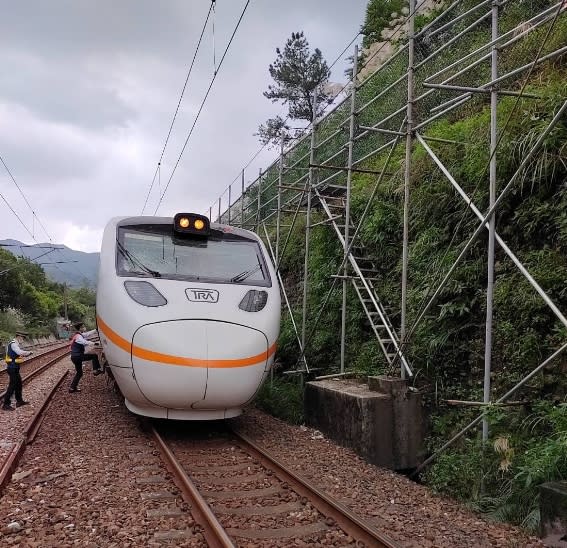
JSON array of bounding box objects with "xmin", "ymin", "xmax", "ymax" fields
[
  {"xmin": 256, "ymin": 116, "xmax": 292, "ymax": 149},
  {"xmin": 0, "ymin": 250, "xmax": 22, "ymax": 311},
  {"xmin": 257, "ymin": 31, "xmax": 332, "ymax": 147}
]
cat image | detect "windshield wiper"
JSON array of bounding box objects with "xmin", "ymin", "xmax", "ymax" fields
[
  {"xmin": 116, "ymin": 240, "xmax": 161, "ymax": 278},
  {"xmin": 230, "ymin": 264, "xmax": 262, "ymax": 283}
]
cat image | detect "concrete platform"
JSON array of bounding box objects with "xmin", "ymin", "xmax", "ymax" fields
[
  {"xmin": 304, "ymin": 376, "xmax": 424, "ymax": 470},
  {"xmin": 540, "ymin": 482, "xmax": 567, "ymax": 546}
]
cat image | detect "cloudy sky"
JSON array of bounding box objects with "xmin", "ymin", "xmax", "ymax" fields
[{"xmin": 0, "ymin": 0, "xmax": 367, "ymax": 253}]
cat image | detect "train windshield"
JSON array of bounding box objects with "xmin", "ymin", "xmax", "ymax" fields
[{"xmin": 116, "ymin": 225, "xmax": 271, "ymax": 287}]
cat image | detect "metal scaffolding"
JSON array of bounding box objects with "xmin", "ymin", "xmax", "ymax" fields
[{"xmin": 211, "ymin": 1, "xmax": 567, "ymax": 447}]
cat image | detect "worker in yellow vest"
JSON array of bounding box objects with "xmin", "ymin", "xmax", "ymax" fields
[{"xmin": 3, "ymin": 330, "xmax": 33, "ymax": 411}]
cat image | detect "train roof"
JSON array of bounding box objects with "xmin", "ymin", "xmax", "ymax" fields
[{"xmin": 108, "ymin": 215, "xmax": 259, "ymax": 241}]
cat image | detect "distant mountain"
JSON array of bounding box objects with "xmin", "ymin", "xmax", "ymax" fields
[{"xmin": 0, "ymin": 239, "xmax": 99, "ymax": 288}]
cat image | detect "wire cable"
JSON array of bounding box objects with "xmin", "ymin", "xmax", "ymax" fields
[
  {"xmin": 0, "ymin": 190, "xmax": 35, "ymax": 241},
  {"xmin": 0, "ymin": 154, "xmax": 53, "ymax": 242},
  {"xmin": 141, "ymin": 0, "xmax": 215, "ymax": 214},
  {"xmin": 1, "ymin": 153, "xmax": 92, "ymax": 283},
  {"xmin": 154, "ymin": 0, "xmax": 251, "ymax": 214}
]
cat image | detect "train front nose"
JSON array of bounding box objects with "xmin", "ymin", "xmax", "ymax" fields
[
  {"xmin": 131, "ymin": 320, "xmax": 269, "ymax": 410},
  {"xmin": 131, "ymin": 320, "xmax": 208, "ymax": 408}
]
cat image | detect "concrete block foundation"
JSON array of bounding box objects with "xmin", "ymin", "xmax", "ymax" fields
[
  {"xmin": 304, "ymin": 376, "xmax": 424, "ymax": 470},
  {"xmin": 540, "ymin": 482, "xmax": 567, "ymax": 546}
]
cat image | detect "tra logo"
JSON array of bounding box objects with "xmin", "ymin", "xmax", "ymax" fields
[{"xmin": 185, "ymin": 288, "xmax": 219, "ymax": 303}]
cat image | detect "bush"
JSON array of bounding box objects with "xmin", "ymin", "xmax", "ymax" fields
[{"xmin": 254, "ymin": 376, "xmax": 305, "ymax": 424}]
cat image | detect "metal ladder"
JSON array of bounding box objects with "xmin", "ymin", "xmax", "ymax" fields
[{"xmin": 312, "ymin": 186, "xmax": 412, "ymax": 377}]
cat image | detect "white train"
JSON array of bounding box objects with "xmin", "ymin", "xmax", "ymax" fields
[{"xmin": 96, "ymin": 213, "xmax": 281, "ymax": 420}]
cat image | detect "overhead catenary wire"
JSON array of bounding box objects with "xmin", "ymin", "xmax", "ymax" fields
[
  {"xmin": 141, "ymin": 0, "xmax": 216, "ymax": 215},
  {"xmin": 0, "ymin": 241, "xmax": 58, "ymax": 277},
  {"xmin": 0, "ymin": 152, "xmax": 92, "ymax": 283},
  {"xmin": 154, "ymin": 0, "xmax": 251, "ymax": 215},
  {"xmin": 0, "ymin": 189, "xmax": 35, "ymax": 241},
  {"xmin": 0, "ymin": 154, "xmax": 52, "ymax": 242}
]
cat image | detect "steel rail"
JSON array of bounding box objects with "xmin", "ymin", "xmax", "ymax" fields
[
  {"xmin": 0, "ymin": 368, "xmax": 68, "ymax": 494},
  {"xmin": 0, "ymin": 441, "xmax": 25, "ymax": 494},
  {"xmin": 25, "ymin": 370, "xmax": 69, "ymax": 443},
  {"xmin": 0, "ymin": 342, "xmax": 68, "ymax": 375},
  {"xmin": 232, "ymin": 429, "xmax": 400, "ymax": 548},
  {"xmin": 149, "ymin": 425, "xmax": 235, "ymax": 548},
  {"xmin": 0, "ymin": 348, "xmax": 70, "ymax": 399}
]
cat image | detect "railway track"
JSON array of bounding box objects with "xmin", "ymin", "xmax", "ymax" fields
[
  {"xmin": 0, "ymin": 343, "xmax": 70, "ymax": 399},
  {"xmin": 0, "ymin": 382, "xmax": 541, "ymax": 545},
  {"xmin": 150, "ymin": 422, "xmax": 399, "ymax": 547},
  {"xmin": 0, "ymin": 369, "xmax": 69, "ymax": 494}
]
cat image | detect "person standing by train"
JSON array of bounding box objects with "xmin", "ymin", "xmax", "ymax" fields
[
  {"xmin": 2, "ymin": 330, "xmax": 34, "ymax": 411},
  {"xmin": 69, "ymin": 322, "xmax": 103, "ymax": 393}
]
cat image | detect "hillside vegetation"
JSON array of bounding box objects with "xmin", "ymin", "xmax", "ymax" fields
[
  {"xmin": 254, "ymin": 0, "xmax": 567, "ymax": 532},
  {"xmin": 0, "ymin": 248, "xmax": 96, "ymax": 344}
]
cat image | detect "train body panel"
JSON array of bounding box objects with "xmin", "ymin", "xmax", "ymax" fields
[
  {"xmin": 96, "ymin": 214, "xmax": 281, "ymax": 420},
  {"xmin": 132, "ymin": 320, "xmax": 209, "ymax": 407}
]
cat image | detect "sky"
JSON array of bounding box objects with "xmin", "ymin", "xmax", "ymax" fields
[{"xmin": 0, "ymin": 0, "xmax": 368, "ymax": 253}]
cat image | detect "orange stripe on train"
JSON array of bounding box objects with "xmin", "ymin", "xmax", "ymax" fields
[{"xmin": 96, "ymin": 316, "xmax": 276, "ymax": 369}]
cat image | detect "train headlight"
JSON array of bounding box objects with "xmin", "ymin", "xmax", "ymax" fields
[
  {"xmin": 124, "ymin": 281, "xmax": 167, "ymax": 307},
  {"xmin": 238, "ymin": 290, "xmax": 268, "ymax": 312},
  {"xmin": 174, "ymin": 213, "xmax": 210, "ymax": 236}
]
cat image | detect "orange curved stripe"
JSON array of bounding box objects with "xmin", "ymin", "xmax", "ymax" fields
[
  {"xmin": 97, "ymin": 315, "xmax": 276, "ymax": 369},
  {"xmin": 97, "ymin": 316, "xmax": 132, "ymax": 354}
]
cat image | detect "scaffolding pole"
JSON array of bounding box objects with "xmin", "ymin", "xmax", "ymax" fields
[
  {"xmin": 302, "ymin": 88, "xmax": 318, "ymax": 359},
  {"xmin": 341, "ymin": 45, "xmax": 359, "ymax": 374},
  {"xmin": 241, "ymin": 170, "xmax": 245, "ymax": 228},
  {"xmin": 277, "ymin": 131, "xmax": 285, "ymax": 265},
  {"xmin": 228, "ymin": 184, "xmax": 232, "ymax": 226},
  {"xmin": 256, "ymin": 168, "xmax": 262, "ymax": 232},
  {"xmin": 483, "ymin": 0, "xmax": 499, "ymax": 443},
  {"xmin": 401, "ymin": 0, "xmax": 416, "ymax": 379}
]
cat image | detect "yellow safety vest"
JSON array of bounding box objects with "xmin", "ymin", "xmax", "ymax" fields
[{"xmin": 4, "ymin": 341, "xmax": 24, "ymax": 365}]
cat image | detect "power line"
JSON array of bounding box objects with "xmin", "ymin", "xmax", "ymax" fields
[
  {"xmin": 38, "ymin": 260, "xmax": 79, "ymax": 266},
  {"xmin": 0, "ymin": 243, "xmax": 62, "ymax": 249},
  {"xmin": 141, "ymin": 0, "xmax": 216, "ymax": 215},
  {"xmin": 0, "ymin": 247, "xmax": 56, "ymax": 276},
  {"xmin": 154, "ymin": 0, "xmax": 251, "ymax": 214},
  {"xmin": 0, "ymin": 154, "xmax": 53, "ymax": 241},
  {"xmin": 0, "ymin": 153, "xmax": 92, "ymax": 284},
  {"xmin": 0, "ymin": 190, "xmax": 36, "ymax": 241}
]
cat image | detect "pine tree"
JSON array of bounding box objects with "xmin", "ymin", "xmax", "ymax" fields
[{"xmin": 257, "ymin": 31, "xmax": 331, "ymax": 147}]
